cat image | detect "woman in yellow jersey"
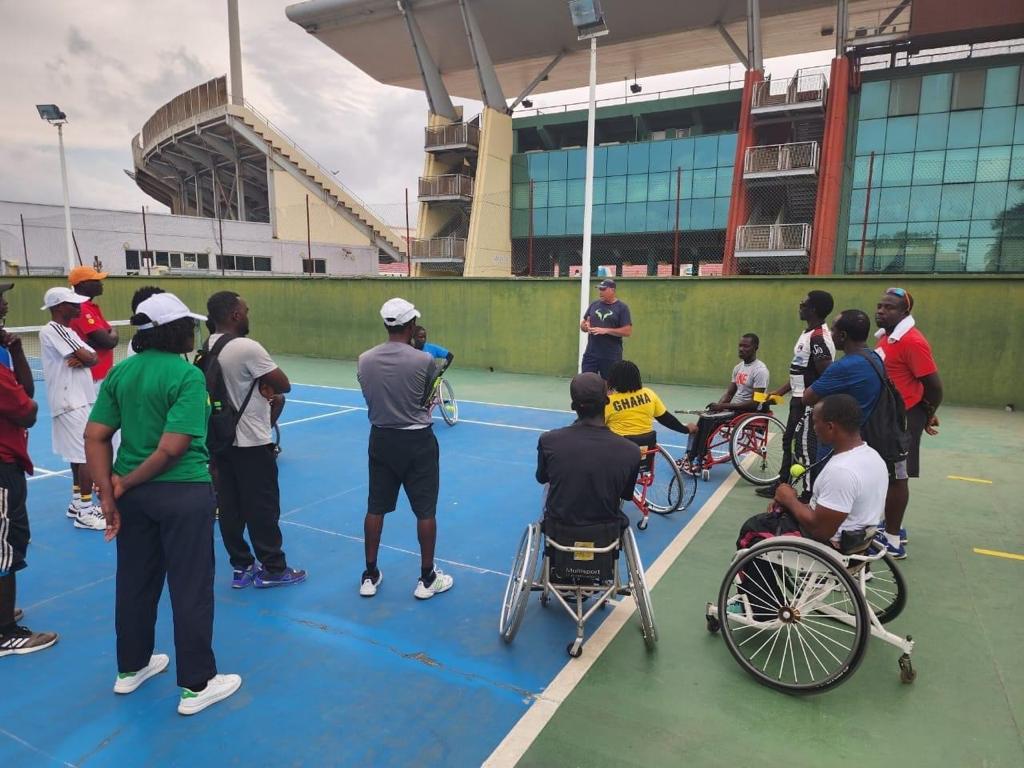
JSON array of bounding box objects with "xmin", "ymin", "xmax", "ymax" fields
[{"xmin": 605, "ymin": 361, "xmax": 695, "ymax": 453}]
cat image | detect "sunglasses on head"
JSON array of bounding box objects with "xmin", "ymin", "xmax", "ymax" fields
[{"xmin": 885, "ymin": 287, "xmax": 913, "ymax": 310}]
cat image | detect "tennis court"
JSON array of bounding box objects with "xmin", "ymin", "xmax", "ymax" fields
[{"xmin": 0, "ymin": 362, "xmax": 734, "ymax": 767}]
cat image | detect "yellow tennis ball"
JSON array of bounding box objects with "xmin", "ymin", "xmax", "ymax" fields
[{"xmin": 790, "ymin": 464, "xmax": 807, "ymax": 479}]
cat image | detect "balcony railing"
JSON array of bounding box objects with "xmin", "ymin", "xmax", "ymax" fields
[
  {"xmin": 736, "ymin": 223, "xmax": 812, "ymax": 254},
  {"xmin": 743, "ymin": 142, "xmax": 820, "ymax": 178},
  {"xmin": 418, "ymin": 174, "xmax": 474, "ymax": 202},
  {"xmin": 424, "ymin": 123, "xmax": 480, "ymax": 153},
  {"xmin": 409, "ymin": 237, "xmax": 467, "ymax": 262},
  {"xmin": 751, "ymin": 73, "xmax": 827, "ymax": 114}
]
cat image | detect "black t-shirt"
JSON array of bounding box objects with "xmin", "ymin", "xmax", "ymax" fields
[
  {"xmin": 583, "ymin": 299, "xmax": 632, "ymax": 358},
  {"xmin": 536, "ymin": 421, "xmax": 642, "ymax": 527}
]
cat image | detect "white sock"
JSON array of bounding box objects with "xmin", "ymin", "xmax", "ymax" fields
[{"xmin": 885, "ymin": 531, "xmax": 901, "ymax": 548}]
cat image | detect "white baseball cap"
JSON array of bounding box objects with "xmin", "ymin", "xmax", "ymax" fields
[
  {"xmin": 41, "ymin": 286, "xmax": 90, "ymax": 310},
  {"xmin": 380, "ymin": 297, "xmax": 420, "ymax": 327},
  {"xmin": 135, "ymin": 292, "xmax": 206, "ymax": 329}
]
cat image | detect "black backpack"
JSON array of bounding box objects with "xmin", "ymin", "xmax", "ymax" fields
[
  {"xmin": 194, "ymin": 334, "xmax": 257, "ymax": 456},
  {"xmin": 857, "ymin": 350, "xmax": 910, "ymax": 468}
]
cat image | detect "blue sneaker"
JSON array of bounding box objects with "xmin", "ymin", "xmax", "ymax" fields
[
  {"xmin": 231, "ymin": 565, "xmax": 256, "ymax": 590},
  {"xmin": 254, "ymin": 566, "xmax": 307, "ymax": 589},
  {"xmin": 874, "ymin": 531, "xmax": 907, "ymax": 560}
]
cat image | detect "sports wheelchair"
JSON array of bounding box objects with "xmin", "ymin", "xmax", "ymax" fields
[
  {"xmin": 680, "ymin": 392, "xmax": 787, "ymax": 484},
  {"xmin": 704, "ymin": 531, "xmax": 914, "ymax": 694},
  {"xmin": 499, "ymin": 518, "xmax": 656, "ymax": 658}
]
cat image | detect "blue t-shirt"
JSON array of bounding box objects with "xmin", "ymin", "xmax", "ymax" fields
[
  {"xmin": 0, "ymin": 347, "xmax": 11, "ymax": 370},
  {"xmin": 808, "ymin": 351, "xmax": 883, "ymax": 425},
  {"xmin": 583, "ymin": 299, "xmax": 632, "ymax": 358},
  {"xmin": 422, "ymin": 342, "xmax": 450, "ymax": 360}
]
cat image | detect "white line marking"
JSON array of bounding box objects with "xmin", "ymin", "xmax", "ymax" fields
[
  {"xmin": 278, "ymin": 408, "xmax": 360, "ymax": 428},
  {"xmin": 435, "ymin": 416, "xmax": 547, "ymax": 433},
  {"xmin": 0, "ymin": 728, "xmax": 76, "ymax": 768},
  {"xmin": 281, "ymin": 519, "xmax": 509, "ymax": 577},
  {"xmin": 287, "ymin": 398, "xmax": 357, "ymax": 409},
  {"xmin": 483, "ymin": 465, "xmax": 747, "ymax": 766},
  {"xmin": 27, "ymin": 469, "xmax": 72, "ymax": 483},
  {"xmin": 294, "ymin": 381, "xmax": 572, "ymax": 414},
  {"xmin": 24, "ymin": 574, "xmax": 115, "ymax": 611},
  {"xmin": 281, "ymin": 484, "xmax": 366, "ymax": 519}
]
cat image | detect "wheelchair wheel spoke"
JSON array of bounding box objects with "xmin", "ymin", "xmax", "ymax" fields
[{"xmin": 792, "ymin": 621, "xmax": 836, "ymax": 678}]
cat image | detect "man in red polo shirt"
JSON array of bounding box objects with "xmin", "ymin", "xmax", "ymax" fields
[
  {"xmin": 69, "ymin": 266, "xmax": 119, "ymax": 384},
  {"xmin": 0, "ymin": 283, "xmax": 58, "ymax": 656},
  {"xmin": 874, "ymin": 287, "xmax": 943, "ymax": 559}
]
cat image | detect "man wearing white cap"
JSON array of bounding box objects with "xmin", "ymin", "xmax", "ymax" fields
[
  {"xmin": 355, "ymin": 297, "xmax": 454, "ymax": 600},
  {"xmin": 39, "ymin": 286, "xmax": 104, "ymax": 531}
]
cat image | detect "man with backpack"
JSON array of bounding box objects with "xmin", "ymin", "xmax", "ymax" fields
[{"xmin": 198, "ymin": 291, "xmax": 305, "ymax": 589}]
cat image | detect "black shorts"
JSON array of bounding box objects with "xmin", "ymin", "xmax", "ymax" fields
[
  {"xmin": 367, "ymin": 426, "xmax": 439, "ymax": 519},
  {"xmin": 580, "ymin": 352, "xmax": 618, "ymax": 380},
  {"xmin": 905, "ymin": 402, "xmax": 929, "ymax": 478},
  {"xmin": 0, "ymin": 462, "xmax": 29, "ymax": 577}
]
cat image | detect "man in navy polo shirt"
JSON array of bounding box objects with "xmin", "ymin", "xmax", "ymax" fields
[{"xmin": 580, "ymin": 279, "xmax": 632, "ymax": 380}]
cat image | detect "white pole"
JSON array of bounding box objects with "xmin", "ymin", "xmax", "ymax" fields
[
  {"xmin": 56, "ymin": 122, "xmax": 75, "ymax": 273},
  {"xmin": 578, "ymin": 35, "xmax": 598, "ymax": 371},
  {"xmin": 227, "ymin": 0, "xmax": 244, "ymax": 105}
]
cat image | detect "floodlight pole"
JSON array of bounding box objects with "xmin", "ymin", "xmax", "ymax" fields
[
  {"xmin": 578, "ymin": 35, "xmax": 598, "ymax": 371},
  {"xmin": 56, "ymin": 122, "xmax": 75, "ymax": 274}
]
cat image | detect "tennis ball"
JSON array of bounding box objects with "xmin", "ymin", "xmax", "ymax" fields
[{"xmin": 789, "ymin": 464, "xmax": 807, "ymax": 480}]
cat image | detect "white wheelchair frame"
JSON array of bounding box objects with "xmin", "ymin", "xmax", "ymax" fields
[
  {"xmin": 705, "ymin": 535, "xmax": 914, "ymax": 694},
  {"xmin": 499, "ymin": 521, "xmax": 656, "ymax": 658}
]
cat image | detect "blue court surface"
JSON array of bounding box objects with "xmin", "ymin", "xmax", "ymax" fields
[{"xmin": 2, "ymin": 381, "xmax": 731, "ymax": 767}]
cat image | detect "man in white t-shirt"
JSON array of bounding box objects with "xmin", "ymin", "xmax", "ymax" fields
[
  {"xmin": 203, "ymin": 291, "xmax": 305, "ymax": 590},
  {"xmin": 38, "ymin": 287, "xmax": 104, "ymax": 531}
]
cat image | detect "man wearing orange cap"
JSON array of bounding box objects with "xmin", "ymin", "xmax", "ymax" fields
[{"xmin": 68, "ymin": 266, "xmax": 119, "ymax": 385}]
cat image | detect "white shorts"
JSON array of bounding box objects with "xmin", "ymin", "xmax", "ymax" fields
[{"xmin": 52, "ymin": 406, "xmax": 90, "ymax": 464}]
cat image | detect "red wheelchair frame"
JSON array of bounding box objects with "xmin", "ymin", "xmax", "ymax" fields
[{"xmin": 684, "ymin": 393, "xmax": 785, "ymax": 483}]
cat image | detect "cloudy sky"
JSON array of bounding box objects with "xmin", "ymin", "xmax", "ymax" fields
[{"xmin": 0, "ymin": 0, "xmax": 830, "ymax": 226}]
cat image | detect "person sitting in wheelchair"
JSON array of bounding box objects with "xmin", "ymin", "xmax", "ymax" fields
[
  {"xmin": 604, "ymin": 360, "xmax": 693, "ymax": 465},
  {"xmin": 682, "ymin": 333, "xmax": 769, "ymax": 470}
]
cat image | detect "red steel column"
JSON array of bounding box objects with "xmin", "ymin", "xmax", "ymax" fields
[
  {"xmin": 809, "ymin": 56, "xmax": 851, "ymax": 275},
  {"xmin": 722, "ymin": 69, "xmax": 763, "ymax": 275}
]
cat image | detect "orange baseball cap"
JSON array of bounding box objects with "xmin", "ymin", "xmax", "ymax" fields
[{"xmin": 68, "ymin": 265, "xmax": 108, "ymax": 285}]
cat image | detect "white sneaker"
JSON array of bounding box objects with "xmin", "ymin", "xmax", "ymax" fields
[
  {"xmin": 414, "ymin": 569, "xmax": 454, "ymax": 600},
  {"xmin": 114, "ymin": 653, "xmax": 169, "ymax": 694},
  {"xmin": 177, "ymin": 674, "xmax": 242, "ymax": 716},
  {"xmin": 66, "ymin": 503, "xmax": 78, "ymax": 519},
  {"xmin": 73, "ymin": 505, "xmax": 105, "ymax": 531},
  {"xmin": 359, "ymin": 570, "xmax": 383, "ymax": 597}
]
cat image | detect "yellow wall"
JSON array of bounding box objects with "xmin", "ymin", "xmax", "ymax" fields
[
  {"xmin": 464, "ymin": 108, "xmax": 512, "ymax": 277},
  {"xmin": 271, "ymin": 170, "xmax": 371, "ymax": 246}
]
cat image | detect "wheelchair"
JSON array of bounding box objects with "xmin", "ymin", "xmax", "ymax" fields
[
  {"xmin": 681, "ymin": 393, "xmax": 787, "ymax": 484},
  {"xmin": 704, "ymin": 532, "xmax": 914, "ymax": 694},
  {"xmin": 499, "ymin": 518, "xmax": 656, "ymax": 658},
  {"xmin": 630, "ymin": 442, "xmax": 696, "ymax": 530}
]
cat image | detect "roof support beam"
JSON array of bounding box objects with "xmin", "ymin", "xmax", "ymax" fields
[
  {"xmin": 835, "ymin": 0, "xmax": 849, "ymax": 57},
  {"xmin": 457, "ymin": 0, "xmax": 506, "ymax": 111},
  {"xmin": 509, "ymin": 51, "xmax": 565, "ymax": 112},
  {"xmin": 746, "ymin": 0, "xmax": 763, "ymax": 71},
  {"xmin": 715, "ymin": 22, "xmax": 749, "ymax": 69},
  {"xmin": 397, "ymin": 1, "xmax": 458, "ymax": 121}
]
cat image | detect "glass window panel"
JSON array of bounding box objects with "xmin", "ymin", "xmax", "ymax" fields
[
  {"xmin": 939, "ymin": 183, "xmax": 974, "ymax": 220},
  {"xmin": 1015, "ymin": 106, "xmax": 1024, "ymax": 144},
  {"xmin": 909, "ymin": 186, "xmax": 942, "ymax": 221},
  {"xmin": 566, "ymin": 206, "xmax": 584, "ymax": 234},
  {"xmin": 566, "ymin": 178, "xmax": 585, "ymax": 206},
  {"xmin": 920, "ymin": 73, "xmax": 952, "ymax": 114},
  {"xmin": 677, "ymin": 200, "xmax": 691, "ymax": 231},
  {"xmin": 605, "ymin": 175, "xmax": 626, "ymax": 203},
  {"xmin": 593, "ymin": 177, "xmax": 606, "ymax": 204},
  {"xmin": 626, "ymin": 174, "xmax": 648, "ymax": 202},
  {"xmin": 511, "ymin": 209, "xmax": 529, "ymax": 237},
  {"xmin": 856, "ymin": 118, "xmax": 887, "ymax": 154},
  {"xmin": 548, "ymin": 180, "xmax": 567, "ymax": 207},
  {"xmin": 847, "ymin": 223, "xmax": 875, "ymax": 255},
  {"xmin": 717, "ymin": 133, "xmax": 738, "ymax": 166},
  {"xmin": 625, "ymin": 202, "xmax": 646, "ymax": 231},
  {"xmin": 169, "ymin": 253, "xmax": 182, "ymax": 269},
  {"xmin": 1006, "ymin": 181, "xmax": 1024, "ymax": 214},
  {"xmin": 592, "ymin": 204, "xmax": 606, "ymax": 235},
  {"xmin": 972, "ymin": 181, "xmax": 1008, "ymax": 221},
  {"xmin": 888, "ymin": 77, "xmax": 921, "ymax": 116},
  {"xmin": 671, "ymin": 137, "xmax": 694, "ymax": 170},
  {"xmin": 906, "ymin": 221, "xmax": 937, "ymax": 238},
  {"xmin": 984, "ymin": 66, "xmax": 1020, "ymax": 108},
  {"xmin": 915, "ymin": 113, "xmax": 948, "ymax": 151},
  {"xmin": 714, "ymin": 196, "xmax": 731, "ymax": 229},
  {"xmin": 528, "ymin": 152, "xmax": 548, "ymax": 181},
  {"xmin": 1012, "ymin": 146, "xmax": 1024, "ymax": 180},
  {"xmin": 692, "ymin": 168, "xmax": 717, "ymax": 197},
  {"xmin": 849, "ymin": 188, "xmax": 881, "ymax": 224},
  {"xmin": 125, "ymin": 250, "xmax": 140, "ymax": 270},
  {"xmin": 935, "ymin": 238, "xmax": 968, "ymax": 271},
  {"xmin": 966, "ymin": 238, "xmax": 997, "ymax": 271},
  {"xmin": 938, "ymin": 220, "xmax": 970, "ymax": 239},
  {"xmin": 878, "ymin": 187, "xmax": 911, "ymax": 222},
  {"xmin": 532, "ymin": 181, "xmax": 549, "ymax": 208},
  {"xmin": 952, "ymin": 70, "xmax": 985, "ymax": 111},
  {"xmin": 196, "ymin": 253, "xmax": 209, "ymax": 270},
  {"xmin": 604, "ymin": 203, "xmax": 625, "ymax": 233},
  {"xmin": 1000, "ymin": 238, "xmax": 1024, "ymax": 272},
  {"xmin": 912, "ymin": 151, "xmax": 945, "ymax": 186},
  {"xmin": 677, "ymin": 171, "xmax": 693, "ymax": 198},
  {"xmin": 532, "ymin": 206, "xmax": 547, "ymax": 236},
  {"xmin": 947, "ymin": 110, "xmax": 982, "ymax": 148},
  {"xmin": 944, "ymin": 148, "xmax": 978, "ymax": 183},
  {"xmin": 566, "ymin": 148, "xmax": 586, "ymax": 179},
  {"xmin": 593, "ymin": 146, "xmax": 608, "ymax": 177},
  {"xmin": 860, "ymin": 81, "xmax": 890, "ymax": 119},
  {"xmin": 693, "ymin": 136, "xmax": 719, "ymax": 168},
  {"xmin": 691, "ymin": 198, "xmax": 715, "ymax": 229},
  {"xmin": 648, "ymin": 172, "xmax": 670, "ymax": 201},
  {"xmin": 547, "ymin": 151, "xmax": 568, "ymax": 179},
  {"xmin": 977, "ymin": 146, "xmax": 1011, "ymax": 182},
  {"xmin": 547, "ymin": 206, "xmax": 567, "ymax": 236},
  {"xmin": 512, "ymin": 183, "xmax": 530, "ymax": 209},
  {"xmin": 155, "ymin": 252, "xmax": 169, "ymax": 266},
  {"xmin": 853, "ymin": 153, "xmax": 884, "ymax": 188},
  {"xmin": 606, "ymin": 145, "xmax": 628, "ymax": 175},
  {"xmin": 970, "ymin": 219, "xmax": 997, "ymax": 239},
  {"xmin": 628, "ymin": 143, "xmax": 650, "ymax": 174},
  {"xmin": 716, "ymin": 167, "xmax": 734, "ymax": 197},
  {"xmin": 646, "ymin": 201, "xmax": 670, "ymax": 232},
  {"xmin": 881, "ymin": 153, "xmax": 913, "ymax": 186},
  {"xmin": 255, "ymin": 257, "xmax": 272, "ymax": 272},
  {"xmin": 649, "ymin": 141, "xmax": 671, "ymax": 172},
  {"xmin": 980, "ymin": 106, "xmax": 1015, "ymax": 146},
  {"xmin": 885, "ymin": 115, "xmax": 917, "ymax": 152},
  {"xmin": 511, "ymin": 154, "xmax": 528, "ymax": 184},
  {"xmin": 903, "ymin": 237, "xmax": 937, "ymax": 271}
]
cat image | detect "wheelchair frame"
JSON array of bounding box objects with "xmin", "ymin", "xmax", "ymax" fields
[
  {"xmin": 685, "ymin": 395, "xmax": 787, "ymax": 484},
  {"xmin": 631, "ymin": 444, "xmax": 695, "ymax": 530},
  {"xmin": 499, "ymin": 522, "xmax": 656, "ymax": 658},
  {"xmin": 704, "ymin": 536, "xmax": 914, "ymax": 694}
]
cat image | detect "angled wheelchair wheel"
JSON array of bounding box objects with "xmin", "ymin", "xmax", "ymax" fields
[
  {"xmin": 667, "ymin": 461, "xmax": 698, "ymax": 512},
  {"xmin": 623, "ymin": 528, "xmax": 657, "ymax": 648},
  {"xmin": 439, "ymin": 379, "xmax": 458, "ymax": 426},
  {"xmin": 718, "ymin": 538, "xmax": 869, "ymax": 694},
  {"xmin": 729, "ymin": 413, "xmax": 786, "ymax": 485},
  {"xmin": 854, "ymin": 543, "xmax": 908, "ymax": 625},
  {"xmin": 499, "ymin": 523, "xmax": 540, "ymax": 643},
  {"xmin": 642, "ymin": 446, "xmax": 684, "ymax": 514}
]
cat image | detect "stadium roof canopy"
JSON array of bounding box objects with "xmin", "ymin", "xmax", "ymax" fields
[{"xmin": 286, "ymin": 0, "xmax": 849, "ymax": 99}]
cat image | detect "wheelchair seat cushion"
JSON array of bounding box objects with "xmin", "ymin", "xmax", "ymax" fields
[{"xmin": 544, "ymin": 518, "xmax": 622, "ymax": 584}]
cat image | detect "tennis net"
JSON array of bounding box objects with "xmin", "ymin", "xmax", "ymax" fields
[{"xmin": 5, "ymin": 320, "xmax": 137, "ymax": 380}]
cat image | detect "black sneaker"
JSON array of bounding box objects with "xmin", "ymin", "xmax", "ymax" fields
[
  {"xmin": 755, "ymin": 484, "xmax": 777, "ymax": 499},
  {"xmin": 0, "ymin": 625, "xmax": 59, "ymax": 657}
]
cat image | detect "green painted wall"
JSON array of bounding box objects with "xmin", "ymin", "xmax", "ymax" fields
[{"xmin": 6, "ymin": 275, "xmax": 1021, "ymax": 407}]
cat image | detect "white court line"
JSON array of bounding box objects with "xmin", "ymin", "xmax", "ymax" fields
[
  {"xmin": 287, "ymin": 398, "xmax": 358, "ymax": 409},
  {"xmin": 483, "ymin": 463, "xmax": 748, "ymax": 766},
  {"xmin": 278, "ymin": 407, "xmax": 360, "ymax": 428},
  {"xmin": 294, "ymin": 381, "xmax": 572, "ymax": 414},
  {"xmin": 437, "ymin": 416, "xmax": 546, "ymax": 433},
  {"xmin": 0, "ymin": 728, "xmax": 75, "ymax": 768},
  {"xmin": 281, "ymin": 519, "xmax": 509, "ymax": 577},
  {"xmin": 27, "ymin": 468, "xmax": 72, "ymax": 482}
]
